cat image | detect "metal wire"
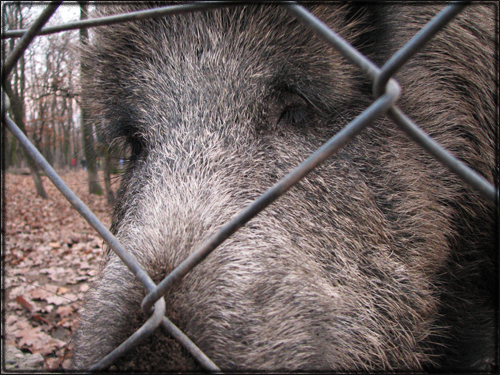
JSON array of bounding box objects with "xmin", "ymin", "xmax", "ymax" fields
[
  {"xmin": 90, "ymin": 298, "xmax": 167, "ymax": 371},
  {"xmin": 160, "ymin": 317, "xmax": 221, "ymax": 372},
  {"xmin": 141, "ymin": 83, "xmax": 401, "ymax": 313},
  {"xmin": 286, "ymin": 2, "xmax": 497, "ymax": 202},
  {"xmin": 1, "ymin": 1, "xmax": 61, "ymax": 79},
  {"xmin": 2, "ymin": 107, "xmax": 156, "ymax": 293},
  {"xmin": 388, "ymin": 106, "xmax": 498, "ymax": 202},
  {"xmin": 1, "ymin": 2, "xmax": 237, "ymax": 39},
  {"xmin": 372, "ymin": 1, "xmax": 468, "ymax": 99},
  {"xmin": 2, "ymin": 1, "xmax": 497, "ymax": 372}
]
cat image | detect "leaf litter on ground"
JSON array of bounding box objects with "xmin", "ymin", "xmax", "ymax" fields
[{"xmin": 3, "ymin": 169, "xmax": 116, "ymax": 371}]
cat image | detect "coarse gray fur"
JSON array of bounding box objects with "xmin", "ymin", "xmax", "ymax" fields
[{"xmin": 74, "ymin": 3, "xmax": 498, "ymax": 372}]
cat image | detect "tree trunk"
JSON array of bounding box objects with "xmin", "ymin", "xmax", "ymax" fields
[
  {"xmin": 3, "ymin": 81, "xmax": 49, "ymax": 199},
  {"xmin": 61, "ymin": 97, "xmax": 71, "ymax": 169},
  {"xmin": 2, "ymin": 4, "xmax": 47, "ymax": 198},
  {"xmin": 80, "ymin": 1, "xmax": 103, "ymax": 196}
]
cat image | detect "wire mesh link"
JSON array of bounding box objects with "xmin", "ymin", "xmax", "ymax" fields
[
  {"xmin": 285, "ymin": 2, "xmax": 497, "ymax": 203},
  {"xmin": 372, "ymin": 1, "xmax": 468, "ymax": 99},
  {"xmin": 2, "ymin": 3, "xmax": 220, "ymax": 369},
  {"xmin": 2, "ymin": 97, "xmax": 221, "ymax": 371},
  {"xmin": 141, "ymin": 84, "xmax": 401, "ymax": 313},
  {"xmin": 2, "ymin": 1, "xmax": 497, "ymax": 372},
  {"xmin": 2, "ymin": 104, "xmax": 155, "ymax": 292},
  {"xmin": 90, "ymin": 297, "xmax": 167, "ymax": 371}
]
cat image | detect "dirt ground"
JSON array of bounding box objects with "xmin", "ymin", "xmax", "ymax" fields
[{"xmin": 2, "ymin": 169, "xmax": 117, "ymax": 371}]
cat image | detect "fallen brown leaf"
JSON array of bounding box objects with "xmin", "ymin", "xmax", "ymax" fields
[{"xmin": 15, "ymin": 295, "xmax": 34, "ymax": 313}]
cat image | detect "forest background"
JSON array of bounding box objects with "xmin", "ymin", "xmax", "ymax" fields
[{"xmin": 3, "ymin": 3, "xmax": 122, "ymax": 371}]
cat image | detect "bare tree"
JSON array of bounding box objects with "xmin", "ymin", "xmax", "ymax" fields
[
  {"xmin": 79, "ymin": 1, "xmax": 102, "ymax": 195},
  {"xmin": 2, "ymin": 3, "xmax": 48, "ymax": 199}
]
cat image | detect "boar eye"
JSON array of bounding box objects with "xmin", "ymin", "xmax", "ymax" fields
[
  {"xmin": 127, "ymin": 133, "xmax": 146, "ymax": 159},
  {"xmin": 276, "ymin": 91, "xmax": 309, "ymax": 128},
  {"xmin": 277, "ymin": 104, "xmax": 309, "ymax": 127}
]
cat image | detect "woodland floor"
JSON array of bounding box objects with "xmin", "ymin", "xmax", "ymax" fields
[{"xmin": 2, "ymin": 169, "xmax": 118, "ymax": 372}]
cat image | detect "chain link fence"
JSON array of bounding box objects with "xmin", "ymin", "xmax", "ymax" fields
[{"xmin": 2, "ymin": 1, "xmax": 498, "ymax": 371}]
